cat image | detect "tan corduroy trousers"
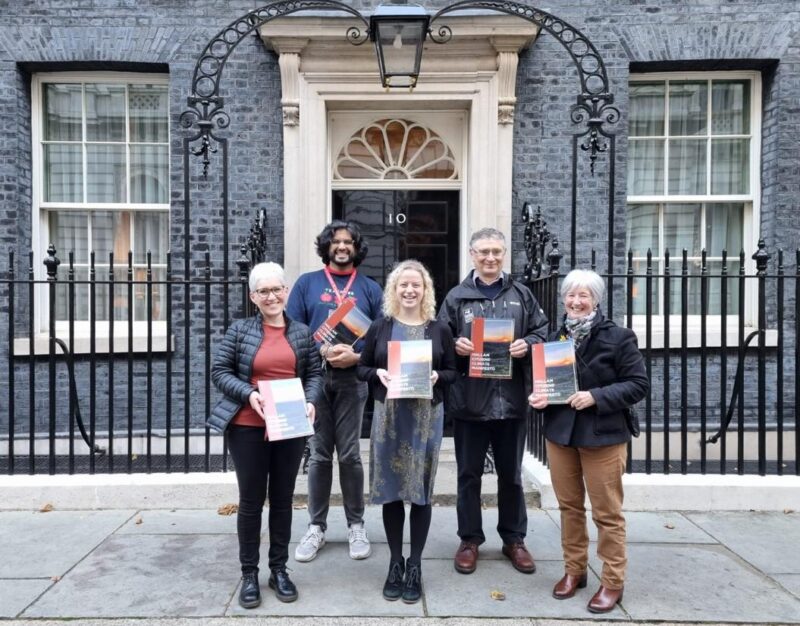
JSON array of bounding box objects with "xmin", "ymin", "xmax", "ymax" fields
[{"xmin": 546, "ymin": 440, "xmax": 627, "ymax": 590}]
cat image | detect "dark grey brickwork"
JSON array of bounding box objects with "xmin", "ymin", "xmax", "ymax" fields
[{"xmin": 0, "ymin": 1, "xmax": 798, "ymax": 459}]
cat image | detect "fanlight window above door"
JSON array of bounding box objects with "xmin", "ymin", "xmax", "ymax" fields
[{"xmin": 334, "ymin": 118, "xmax": 458, "ymax": 180}]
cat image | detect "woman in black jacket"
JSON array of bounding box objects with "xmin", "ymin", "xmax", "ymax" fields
[
  {"xmin": 358, "ymin": 260, "xmax": 457, "ymax": 604},
  {"xmin": 209, "ymin": 262, "xmax": 322, "ymax": 609},
  {"xmin": 529, "ymin": 269, "xmax": 648, "ymax": 614}
]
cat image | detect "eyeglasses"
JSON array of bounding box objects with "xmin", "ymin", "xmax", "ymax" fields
[
  {"xmin": 331, "ymin": 238, "xmax": 354, "ymax": 246},
  {"xmin": 471, "ymin": 247, "xmax": 505, "ymax": 258},
  {"xmin": 253, "ymin": 286, "xmax": 285, "ymax": 299}
]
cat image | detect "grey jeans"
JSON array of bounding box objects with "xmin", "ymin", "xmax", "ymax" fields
[{"xmin": 307, "ymin": 366, "xmax": 368, "ymax": 531}]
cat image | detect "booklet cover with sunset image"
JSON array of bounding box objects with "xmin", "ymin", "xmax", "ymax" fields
[
  {"xmin": 313, "ymin": 299, "xmax": 372, "ymax": 346},
  {"xmin": 258, "ymin": 378, "xmax": 313, "ymax": 441},
  {"xmin": 469, "ymin": 318, "xmax": 514, "ymax": 379},
  {"xmin": 531, "ymin": 339, "xmax": 578, "ymax": 404},
  {"xmin": 386, "ymin": 340, "xmax": 433, "ymax": 400}
]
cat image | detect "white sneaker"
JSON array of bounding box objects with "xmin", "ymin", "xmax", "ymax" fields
[
  {"xmin": 348, "ymin": 522, "xmax": 371, "ymax": 560},
  {"xmin": 294, "ymin": 524, "xmax": 326, "ymax": 562}
]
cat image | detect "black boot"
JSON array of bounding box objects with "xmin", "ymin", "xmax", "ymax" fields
[
  {"xmin": 268, "ymin": 567, "xmax": 298, "ymax": 603},
  {"xmin": 382, "ymin": 558, "xmax": 405, "ymax": 601},
  {"xmin": 402, "ymin": 561, "xmax": 422, "ymax": 604},
  {"xmin": 239, "ymin": 570, "xmax": 261, "ymax": 609}
]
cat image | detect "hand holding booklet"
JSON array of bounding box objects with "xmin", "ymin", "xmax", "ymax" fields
[
  {"xmin": 257, "ymin": 378, "xmax": 313, "ymax": 441},
  {"xmin": 313, "ymin": 299, "xmax": 372, "ymax": 346},
  {"xmin": 531, "ymin": 339, "xmax": 578, "ymax": 404},
  {"xmin": 386, "ymin": 340, "xmax": 433, "ymax": 400}
]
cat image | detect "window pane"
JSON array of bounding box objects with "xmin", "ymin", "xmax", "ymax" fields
[
  {"xmin": 711, "ymin": 138, "xmax": 749, "ymax": 195},
  {"xmin": 629, "ymin": 259, "xmax": 659, "ymax": 315},
  {"xmin": 706, "ymin": 259, "xmax": 741, "ymax": 315},
  {"xmin": 626, "ymin": 204, "xmax": 659, "ymax": 256},
  {"xmin": 668, "ymin": 139, "xmax": 706, "ymax": 195},
  {"xmin": 43, "ymin": 84, "xmax": 82, "ymax": 141},
  {"xmin": 628, "ymin": 139, "xmax": 664, "ymax": 195},
  {"xmin": 134, "ymin": 212, "xmax": 169, "ymax": 264},
  {"xmin": 44, "ymin": 144, "xmax": 83, "ymax": 202},
  {"xmin": 664, "ymin": 203, "xmax": 701, "ymax": 256},
  {"xmin": 85, "ymin": 84, "xmax": 126, "ymax": 142},
  {"xmin": 129, "ymin": 84, "xmax": 169, "ymax": 143},
  {"xmin": 54, "ymin": 267, "xmax": 89, "ymax": 321},
  {"xmin": 629, "ymin": 82, "xmax": 665, "ymax": 136},
  {"xmin": 133, "ymin": 267, "xmax": 167, "ymax": 321},
  {"xmin": 93, "ymin": 265, "xmax": 128, "ymax": 321},
  {"xmin": 87, "ymin": 144, "xmax": 126, "ymax": 203},
  {"xmin": 705, "ymin": 202, "xmax": 743, "ymax": 256},
  {"xmin": 92, "ymin": 211, "xmax": 131, "ymax": 264},
  {"xmin": 712, "ymin": 80, "xmax": 750, "ymax": 135},
  {"xmin": 49, "ymin": 211, "xmax": 88, "ymax": 263},
  {"xmin": 669, "ymin": 81, "xmax": 707, "ymax": 136},
  {"xmin": 130, "ymin": 145, "xmax": 169, "ymax": 203}
]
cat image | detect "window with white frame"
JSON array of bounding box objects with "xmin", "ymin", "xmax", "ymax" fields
[
  {"xmin": 626, "ymin": 72, "xmax": 760, "ymax": 317},
  {"xmin": 33, "ymin": 73, "xmax": 169, "ymax": 325}
]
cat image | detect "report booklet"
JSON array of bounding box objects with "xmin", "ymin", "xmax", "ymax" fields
[
  {"xmin": 313, "ymin": 299, "xmax": 372, "ymax": 346},
  {"xmin": 531, "ymin": 339, "xmax": 578, "ymax": 404},
  {"xmin": 386, "ymin": 339, "xmax": 433, "ymax": 400},
  {"xmin": 469, "ymin": 318, "xmax": 514, "ymax": 379},
  {"xmin": 257, "ymin": 378, "xmax": 313, "ymax": 441}
]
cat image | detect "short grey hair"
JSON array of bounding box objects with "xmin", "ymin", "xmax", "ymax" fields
[
  {"xmin": 560, "ymin": 269, "xmax": 605, "ymax": 306},
  {"xmin": 249, "ymin": 262, "xmax": 286, "ymax": 291},
  {"xmin": 469, "ymin": 228, "xmax": 506, "ymax": 249}
]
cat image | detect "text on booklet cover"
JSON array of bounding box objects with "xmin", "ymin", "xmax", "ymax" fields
[
  {"xmin": 258, "ymin": 378, "xmax": 313, "ymax": 441},
  {"xmin": 386, "ymin": 340, "xmax": 433, "ymax": 400}
]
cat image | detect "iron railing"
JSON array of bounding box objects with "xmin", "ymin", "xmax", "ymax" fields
[{"xmin": 525, "ymin": 237, "xmax": 799, "ymax": 477}]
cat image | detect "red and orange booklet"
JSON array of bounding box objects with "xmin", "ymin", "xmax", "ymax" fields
[
  {"xmin": 531, "ymin": 339, "xmax": 578, "ymax": 404},
  {"xmin": 469, "ymin": 318, "xmax": 514, "ymax": 379},
  {"xmin": 386, "ymin": 340, "xmax": 433, "ymax": 400},
  {"xmin": 313, "ymin": 299, "xmax": 372, "ymax": 346},
  {"xmin": 258, "ymin": 378, "xmax": 313, "ymax": 441}
]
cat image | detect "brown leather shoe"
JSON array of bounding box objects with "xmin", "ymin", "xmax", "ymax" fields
[
  {"xmin": 552, "ymin": 573, "xmax": 588, "ymax": 599},
  {"xmin": 587, "ymin": 585, "xmax": 624, "ymax": 613},
  {"xmin": 501, "ymin": 542, "xmax": 536, "ymax": 574},
  {"xmin": 454, "ymin": 541, "xmax": 479, "ymax": 574}
]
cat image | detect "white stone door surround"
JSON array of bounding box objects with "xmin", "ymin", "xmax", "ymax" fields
[{"xmin": 259, "ymin": 15, "xmax": 538, "ymax": 281}]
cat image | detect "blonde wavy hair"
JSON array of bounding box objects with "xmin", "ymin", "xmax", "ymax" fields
[{"xmin": 382, "ymin": 260, "xmax": 437, "ymax": 321}]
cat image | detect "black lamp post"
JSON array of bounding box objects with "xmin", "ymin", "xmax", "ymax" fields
[{"xmin": 369, "ymin": 1, "xmax": 430, "ymax": 89}]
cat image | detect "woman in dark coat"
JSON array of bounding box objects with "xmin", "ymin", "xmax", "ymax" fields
[
  {"xmin": 209, "ymin": 262, "xmax": 322, "ymax": 609},
  {"xmin": 358, "ymin": 260, "xmax": 457, "ymax": 604},
  {"xmin": 529, "ymin": 269, "xmax": 648, "ymax": 614}
]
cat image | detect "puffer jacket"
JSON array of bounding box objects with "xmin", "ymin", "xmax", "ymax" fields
[
  {"xmin": 543, "ymin": 310, "xmax": 649, "ymax": 447},
  {"xmin": 208, "ymin": 313, "xmax": 323, "ymax": 433},
  {"xmin": 438, "ymin": 271, "xmax": 549, "ymax": 421}
]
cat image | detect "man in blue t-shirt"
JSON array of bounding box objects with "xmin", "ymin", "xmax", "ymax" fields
[{"xmin": 286, "ymin": 220, "xmax": 383, "ymax": 564}]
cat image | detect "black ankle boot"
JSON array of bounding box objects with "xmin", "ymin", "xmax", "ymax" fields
[
  {"xmin": 382, "ymin": 557, "xmax": 405, "ymax": 601},
  {"xmin": 268, "ymin": 567, "xmax": 298, "ymax": 603},
  {"xmin": 402, "ymin": 561, "xmax": 422, "ymax": 604},
  {"xmin": 239, "ymin": 570, "xmax": 261, "ymax": 609}
]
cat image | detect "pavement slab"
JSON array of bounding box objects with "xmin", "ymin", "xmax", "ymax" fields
[
  {"xmin": 422, "ymin": 558, "xmax": 620, "ymax": 619},
  {"xmin": 0, "ymin": 580, "xmax": 53, "ymax": 618},
  {"xmin": 590, "ymin": 543, "xmax": 800, "ymax": 623},
  {"xmin": 774, "ymin": 574, "xmax": 800, "ymax": 599},
  {"xmin": 117, "ymin": 509, "xmax": 238, "ymax": 535},
  {"xmin": 23, "ymin": 533, "xmax": 239, "ymax": 618},
  {"xmin": 230, "ymin": 542, "xmax": 425, "ymax": 617},
  {"xmin": 685, "ymin": 511, "xmax": 800, "ymax": 574},
  {"xmin": 0, "ymin": 510, "xmax": 136, "ymax": 578}
]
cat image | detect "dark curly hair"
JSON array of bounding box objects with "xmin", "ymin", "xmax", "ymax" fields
[{"xmin": 314, "ymin": 220, "xmax": 369, "ymax": 267}]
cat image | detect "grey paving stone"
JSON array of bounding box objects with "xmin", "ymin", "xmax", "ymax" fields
[
  {"xmin": 546, "ymin": 510, "xmax": 717, "ymax": 544},
  {"xmin": 774, "ymin": 574, "xmax": 800, "ymax": 599},
  {"xmin": 229, "ymin": 542, "xmax": 424, "ymax": 617},
  {"xmin": 23, "ymin": 534, "xmax": 239, "ymax": 618},
  {"xmin": 0, "ymin": 510, "xmax": 136, "ymax": 578},
  {"xmin": 117, "ymin": 509, "xmax": 238, "ymax": 534},
  {"xmin": 685, "ymin": 511, "xmax": 800, "ymax": 574},
  {"xmin": 422, "ymin": 558, "xmax": 620, "ymax": 619},
  {"xmin": 0, "ymin": 580, "xmax": 52, "ymax": 618},
  {"xmin": 590, "ymin": 543, "xmax": 800, "ymax": 623}
]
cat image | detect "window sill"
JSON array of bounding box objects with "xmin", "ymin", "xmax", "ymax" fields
[
  {"xmin": 13, "ymin": 325, "xmax": 173, "ymax": 356},
  {"xmin": 626, "ymin": 319, "xmax": 778, "ymax": 350}
]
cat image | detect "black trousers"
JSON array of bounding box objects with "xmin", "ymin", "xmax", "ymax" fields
[
  {"xmin": 454, "ymin": 417, "xmax": 527, "ymax": 545},
  {"xmin": 227, "ymin": 425, "xmax": 306, "ymax": 572}
]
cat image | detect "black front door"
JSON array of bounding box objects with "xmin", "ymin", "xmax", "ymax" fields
[{"xmin": 332, "ymin": 189, "xmax": 460, "ymax": 309}]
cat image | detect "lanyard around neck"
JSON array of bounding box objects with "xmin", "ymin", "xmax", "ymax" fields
[{"xmin": 324, "ymin": 267, "xmax": 357, "ymax": 305}]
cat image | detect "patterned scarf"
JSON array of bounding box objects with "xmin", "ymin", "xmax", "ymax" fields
[{"xmin": 564, "ymin": 310, "xmax": 597, "ymax": 349}]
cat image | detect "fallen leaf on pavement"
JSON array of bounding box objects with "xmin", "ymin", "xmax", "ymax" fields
[
  {"xmin": 39, "ymin": 503, "xmax": 54, "ymax": 513},
  {"xmin": 218, "ymin": 503, "xmax": 239, "ymax": 515},
  {"xmin": 490, "ymin": 590, "xmax": 506, "ymax": 601},
  {"xmin": 784, "ymin": 509, "xmax": 794, "ymax": 514},
  {"xmin": 50, "ymin": 575, "xmax": 61, "ymax": 582},
  {"xmin": 135, "ymin": 516, "xmax": 143, "ymax": 525},
  {"xmin": 664, "ymin": 522, "xmax": 675, "ymax": 529}
]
